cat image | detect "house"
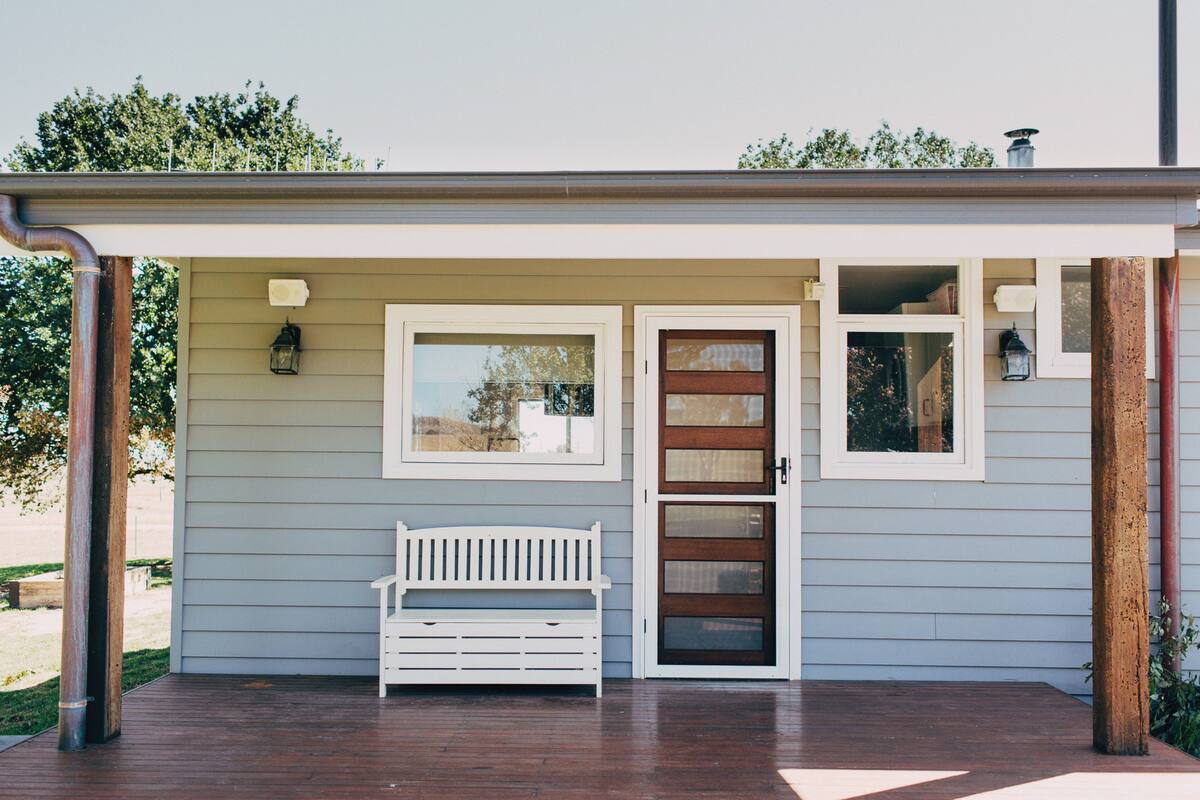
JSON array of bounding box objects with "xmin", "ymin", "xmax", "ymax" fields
[{"xmin": 1, "ymin": 167, "xmax": 1198, "ymax": 757}]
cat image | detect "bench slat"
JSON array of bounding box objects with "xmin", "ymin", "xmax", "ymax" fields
[
  {"xmin": 399, "ymin": 652, "xmax": 595, "ymax": 670},
  {"xmin": 386, "ymin": 620, "xmax": 595, "ymax": 635},
  {"xmin": 386, "ymin": 637, "xmax": 596, "ymax": 655},
  {"xmin": 383, "ymin": 669, "xmax": 597, "ymax": 685}
]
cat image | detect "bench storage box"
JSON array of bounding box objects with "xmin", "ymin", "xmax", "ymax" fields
[{"xmin": 372, "ymin": 522, "xmax": 611, "ymax": 697}]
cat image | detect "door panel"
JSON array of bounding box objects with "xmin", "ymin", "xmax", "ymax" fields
[
  {"xmin": 658, "ymin": 331, "xmax": 776, "ymax": 496},
  {"xmin": 656, "ymin": 329, "xmax": 778, "ymax": 668}
]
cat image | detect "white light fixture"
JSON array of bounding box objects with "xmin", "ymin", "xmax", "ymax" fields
[
  {"xmin": 803, "ymin": 279, "xmax": 826, "ymax": 301},
  {"xmin": 269, "ymin": 279, "xmax": 310, "ymax": 307},
  {"xmin": 993, "ymin": 285, "xmax": 1037, "ymax": 313}
]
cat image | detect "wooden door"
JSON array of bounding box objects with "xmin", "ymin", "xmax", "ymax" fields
[{"xmin": 656, "ymin": 330, "xmax": 779, "ymax": 667}]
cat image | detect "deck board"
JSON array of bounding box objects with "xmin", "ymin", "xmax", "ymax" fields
[{"xmin": 2, "ymin": 676, "xmax": 1197, "ymax": 798}]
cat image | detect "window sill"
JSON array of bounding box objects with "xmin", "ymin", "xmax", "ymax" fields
[
  {"xmin": 819, "ymin": 460, "xmax": 985, "ymax": 482},
  {"xmin": 381, "ymin": 460, "xmax": 622, "ymax": 482}
]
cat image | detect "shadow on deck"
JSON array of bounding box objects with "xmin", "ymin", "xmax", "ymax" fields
[{"xmin": 2, "ymin": 675, "xmax": 1198, "ymax": 798}]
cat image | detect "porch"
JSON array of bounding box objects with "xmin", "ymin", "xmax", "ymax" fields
[{"xmin": 2, "ymin": 676, "xmax": 1196, "ymax": 799}]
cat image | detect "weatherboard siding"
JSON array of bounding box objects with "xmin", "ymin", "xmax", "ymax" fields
[{"xmin": 178, "ymin": 256, "xmax": 1197, "ymax": 692}]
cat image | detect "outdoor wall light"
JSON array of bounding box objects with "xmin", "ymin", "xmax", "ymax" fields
[
  {"xmin": 270, "ymin": 320, "xmax": 302, "ymax": 375},
  {"xmin": 998, "ymin": 324, "xmax": 1031, "ymax": 381}
]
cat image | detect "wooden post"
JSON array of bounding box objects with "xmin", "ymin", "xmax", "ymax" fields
[
  {"xmin": 1090, "ymin": 256, "xmax": 1150, "ymax": 756},
  {"xmin": 86, "ymin": 256, "xmax": 133, "ymax": 744}
]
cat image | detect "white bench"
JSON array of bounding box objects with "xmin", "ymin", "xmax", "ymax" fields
[{"xmin": 371, "ymin": 522, "xmax": 611, "ymax": 697}]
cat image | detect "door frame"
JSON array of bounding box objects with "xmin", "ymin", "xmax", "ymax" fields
[{"xmin": 632, "ymin": 306, "xmax": 802, "ymax": 680}]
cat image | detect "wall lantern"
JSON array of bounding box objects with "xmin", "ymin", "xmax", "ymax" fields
[
  {"xmin": 998, "ymin": 324, "xmax": 1031, "ymax": 382},
  {"xmin": 270, "ymin": 320, "xmax": 302, "ymax": 375}
]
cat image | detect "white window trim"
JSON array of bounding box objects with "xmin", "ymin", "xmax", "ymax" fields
[
  {"xmin": 382, "ymin": 304, "xmax": 623, "ymax": 481},
  {"xmin": 819, "ymin": 258, "xmax": 985, "ymax": 481},
  {"xmin": 1034, "ymin": 258, "xmax": 1157, "ymax": 380}
]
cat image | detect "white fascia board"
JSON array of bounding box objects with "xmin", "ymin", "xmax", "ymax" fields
[{"xmin": 0, "ymin": 223, "xmax": 1177, "ymax": 260}]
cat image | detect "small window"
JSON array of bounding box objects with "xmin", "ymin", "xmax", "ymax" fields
[
  {"xmin": 820, "ymin": 259, "xmax": 984, "ymax": 481},
  {"xmin": 383, "ymin": 305, "xmax": 623, "ymax": 481},
  {"xmin": 1034, "ymin": 259, "xmax": 1156, "ymax": 379},
  {"xmin": 838, "ymin": 263, "xmax": 959, "ymax": 315}
]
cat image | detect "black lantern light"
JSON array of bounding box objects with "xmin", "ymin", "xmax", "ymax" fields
[
  {"xmin": 270, "ymin": 320, "xmax": 302, "ymax": 375},
  {"xmin": 998, "ymin": 324, "xmax": 1031, "ymax": 381}
]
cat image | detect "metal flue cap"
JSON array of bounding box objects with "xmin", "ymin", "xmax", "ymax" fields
[
  {"xmin": 1004, "ymin": 128, "xmax": 1040, "ymax": 145},
  {"xmin": 1004, "ymin": 129, "xmax": 1039, "ymax": 168}
]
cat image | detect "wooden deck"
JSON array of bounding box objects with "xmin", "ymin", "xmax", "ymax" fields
[{"xmin": 3, "ymin": 676, "xmax": 1198, "ymax": 798}]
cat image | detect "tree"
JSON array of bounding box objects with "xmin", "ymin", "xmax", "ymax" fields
[
  {"xmin": 738, "ymin": 121, "xmax": 996, "ymax": 169},
  {"xmin": 7, "ymin": 79, "xmax": 362, "ymax": 173},
  {"xmin": 1, "ymin": 79, "xmax": 362, "ymax": 509}
]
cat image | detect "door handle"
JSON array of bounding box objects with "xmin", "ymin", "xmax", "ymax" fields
[{"xmin": 768, "ymin": 457, "xmax": 788, "ymax": 488}]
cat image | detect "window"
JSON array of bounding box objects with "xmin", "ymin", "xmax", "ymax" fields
[
  {"xmin": 819, "ymin": 259, "xmax": 984, "ymax": 480},
  {"xmin": 383, "ymin": 305, "xmax": 623, "ymax": 481},
  {"xmin": 1034, "ymin": 259, "xmax": 1156, "ymax": 379}
]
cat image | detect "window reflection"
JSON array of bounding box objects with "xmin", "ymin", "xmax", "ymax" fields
[
  {"xmin": 846, "ymin": 331, "xmax": 954, "ymax": 453},
  {"xmin": 665, "ymin": 394, "xmax": 764, "ymax": 427},
  {"xmin": 1061, "ymin": 265, "xmax": 1091, "ymax": 353},
  {"xmin": 665, "ymin": 339, "xmax": 764, "ymax": 371},
  {"xmin": 664, "ymin": 505, "xmax": 765, "ymax": 538},
  {"xmin": 411, "ymin": 332, "xmax": 597, "ymax": 454}
]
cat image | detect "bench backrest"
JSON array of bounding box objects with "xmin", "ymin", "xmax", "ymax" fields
[{"xmin": 395, "ymin": 522, "xmax": 603, "ymax": 591}]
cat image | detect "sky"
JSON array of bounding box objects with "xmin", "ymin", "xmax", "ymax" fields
[{"xmin": 2, "ymin": 0, "xmax": 1197, "ymax": 171}]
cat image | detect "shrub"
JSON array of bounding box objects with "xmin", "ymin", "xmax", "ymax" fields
[{"xmin": 1085, "ymin": 599, "xmax": 1200, "ymax": 756}]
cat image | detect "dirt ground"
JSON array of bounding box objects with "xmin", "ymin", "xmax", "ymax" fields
[{"xmin": 0, "ymin": 479, "xmax": 173, "ymax": 567}]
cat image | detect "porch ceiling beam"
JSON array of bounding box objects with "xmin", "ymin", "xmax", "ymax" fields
[
  {"xmin": 85, "ymin": 256, "xmax": 133, "ymax": 744},
  {"xmin": 1090, "ymin": 256, "xmax": 1150, "ymax": 756}
]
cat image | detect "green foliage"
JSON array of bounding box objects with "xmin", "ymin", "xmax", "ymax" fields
[
  {"xmin": 0, "ymin": 647, "xmax": 169, "ymax": 736},
  {"xmin": 1148, "ymin": 600, "xmax": 1200, "ymax": 756},
  {"xmin": 0, "ymin": 257, "xmax": 178, "ymax": 508},
  {"xmin": 738, "ymin": 121, "xmax": 997, "ymax": 169},
  {"xmin": 6, "ymin": 78, "xmax": 361, "ymax": 173},
  {"xmin": 1, "ymin": 78, "xmax": 361, "ymax": 509},
  {"xmin": 1084, "ymin": 599, "xmax": 1200, "ymax": 757}
]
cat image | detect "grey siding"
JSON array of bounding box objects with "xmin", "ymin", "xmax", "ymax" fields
[
  {"xmin": 179, "ymin": 258, "xmax": 811, "ymax": 678},
  {"xmin": 178, "ymin": 256, "xmax": 1198, "ymax": 693}
]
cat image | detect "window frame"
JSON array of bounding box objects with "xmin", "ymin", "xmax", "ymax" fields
[
  {"xmin": 1034, "ymin": 258, "xmax": 1156, "ymax": 380},
  {"xmin": 818, "ymin": 258, "xmax": 985, "ymax": 481},
  {"xmin": 382, "ymin": 304, "xmax": 623, "ymax": 481}
]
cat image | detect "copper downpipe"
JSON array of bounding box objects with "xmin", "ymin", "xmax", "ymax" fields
[
  {"xmin": 1159, "ymin": 253, "xmax": 1182, "ymax": 670},
  {"xmin": 0, "ymin": 195, "xmax": 99, "ymax": 751}
]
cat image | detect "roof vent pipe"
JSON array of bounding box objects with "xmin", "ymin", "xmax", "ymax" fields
[{"xmin": 1004, "ymin": 128, "xmax": 1039, "ymax": 168}]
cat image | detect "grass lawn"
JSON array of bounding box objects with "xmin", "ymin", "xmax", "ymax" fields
[
  {"xmin": 0, "ymin": 559, "xmax": 173, "ymax": 737},
  {"xmin": 0, "ymin": 647, "xmax": 169, "ymax": 736}
]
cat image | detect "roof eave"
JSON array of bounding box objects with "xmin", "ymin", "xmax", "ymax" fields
[{"xmin": 0, "ymin": 168, "xmax": 1198, "ymax": 201}]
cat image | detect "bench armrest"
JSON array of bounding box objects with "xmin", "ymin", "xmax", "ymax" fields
[
  {"xmin": 370, "ymin": 574, "xmax": 399, "ymax": 590},
  {"xmin": 599, "ymin": 574, "xmax": 612, "ymax": 590}
]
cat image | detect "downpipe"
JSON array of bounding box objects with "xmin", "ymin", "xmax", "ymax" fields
[
  {"xmin": 1159, "ymin": 253, "xmax": 1182, "ymax": 671},
  {"xmin": 0, "ymin": 195, "xmax": 99, "ymax": 751}
]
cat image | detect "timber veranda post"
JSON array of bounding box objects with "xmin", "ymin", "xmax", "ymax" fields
[
  {"xmin": 86, "ymin": 256, "xmax": 133, "ymax": 743},
  {"xmin": 1090, "ymin": 256, "xmax": 1150, "ymax": 756}
]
